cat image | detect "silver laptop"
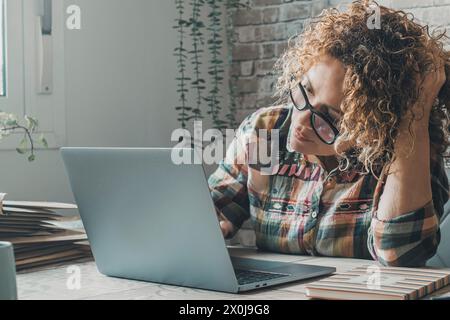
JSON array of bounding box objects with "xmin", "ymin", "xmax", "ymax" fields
[{"xmin": 61, "ymin": 147, "xmax": 335, "ymax": 293}]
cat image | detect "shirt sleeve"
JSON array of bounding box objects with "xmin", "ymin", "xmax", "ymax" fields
[
  {"xmin": 208, "ymin": 118, "xmax": 252, "ymax": 238},
  {"xmin": 368, "ymin": 154, "xmax": 449, "ymax": 267}
]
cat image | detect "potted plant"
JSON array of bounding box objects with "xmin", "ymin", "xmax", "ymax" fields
[{"xmin": 0, "ymin": 111, "xmax": 47, "ymax": 161}]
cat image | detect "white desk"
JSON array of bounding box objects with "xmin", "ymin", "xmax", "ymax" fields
[{"xmin": 16, "ymin": 246, "xmax": 450, "ymax": 300}]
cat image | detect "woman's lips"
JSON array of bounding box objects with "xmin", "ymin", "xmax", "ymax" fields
[{"xmin": 294, "ymin": 129, "xmax": 313, "ymax": 142}]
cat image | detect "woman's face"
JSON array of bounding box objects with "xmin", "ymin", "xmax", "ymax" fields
[{"xmin": 289, "ymin": 56, "xmax": 346, "ymax": 156}]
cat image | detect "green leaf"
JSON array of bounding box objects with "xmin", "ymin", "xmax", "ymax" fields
[
  {"xmin": 28, "ymin": 154, "xmax": 36, "ymax": 162},
  {"xmin": 25, "ymin": 116, "xmax": 31, "ymax": 128},
  {"xmin": 18, "ymin": 137, "xmax": 27, "ymax": 150},
  {"xmin": 25, "ymin": 115, "xmax": 39, "ymax": 132},
  {"xmin": 16, "ymin": 148, "xmax": 26, "ymax": 155},
  {"xmin": 38, "ymin": 134, "xmax": 48, "ymax": 148},
  {"xmin": 5, "ymin": 119, "xmax": 18, "ymax": 126}
]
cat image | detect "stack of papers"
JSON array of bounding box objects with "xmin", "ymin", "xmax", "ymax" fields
[{"xmin": 0, "ymin": 196, "xmax": 92, "ymax": 271}]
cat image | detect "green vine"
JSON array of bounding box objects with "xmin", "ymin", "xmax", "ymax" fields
[
  {"xmin": 0, "ymin": 112, "xmax": 47, "ymax": 161},
  {"xmin": 173, "ymin": 0, "xmax": 192, "ymax": 128},
  {"xmin": 189, "ymin": 0, "xmax": 206, "ymax": 121},
  {"xmin": 205, "ymin": 0, "xmax": 226, "ymax": 129},
  {"xmin": 173, "ymin": 0, "xmax": 249, "ymax": 130}
]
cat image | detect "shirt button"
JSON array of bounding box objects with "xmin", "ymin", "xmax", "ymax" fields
[{"xmin": 311, "ymin": 211, "xmax": 318, "ymax": 219}]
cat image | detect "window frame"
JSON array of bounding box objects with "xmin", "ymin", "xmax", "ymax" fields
[
  {"xmin": 1, "ymin": 0, "xmax": 7, "ymax": 96},
  {"xmin": 0, "ymin": 0, "xmax": 66, "ymax": 150}
]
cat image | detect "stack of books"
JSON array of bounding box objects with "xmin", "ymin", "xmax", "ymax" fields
[
  {"xmin": 0, "ymin": 194, "xmax": 92, "ymax": 271},
  {"xmin": 305, "ymin": 265, "xmax": 450, "ymax": 300}
]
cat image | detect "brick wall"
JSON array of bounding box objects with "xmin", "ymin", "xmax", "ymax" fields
[
  {"xmin": 229, "ymin": 0, "xmax": 450, "ymax": 247},
  {"xmin": 231, "ymin": 0, "xmax": 330, "ymax": 123},
  {"xmin": 332, "ymin": 0, "xmax": 450, "ymax": 34},
  {"xmin": 231, "ymin": 0, "xmax": 450, "ymax": 123}
]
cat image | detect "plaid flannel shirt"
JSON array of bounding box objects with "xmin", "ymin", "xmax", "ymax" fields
[{"xmin": 208, "ymin": 105, "xmax": 449, "ymax": 267}]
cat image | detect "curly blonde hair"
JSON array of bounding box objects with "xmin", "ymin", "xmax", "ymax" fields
[{"xmin": 273, "ymin": 0, "xmax": 450, "ymax": 177}]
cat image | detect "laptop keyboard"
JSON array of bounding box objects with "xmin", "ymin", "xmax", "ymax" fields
[{"xmin": 235, "ymin": 269, "xmax": 290, "ymax": 285}]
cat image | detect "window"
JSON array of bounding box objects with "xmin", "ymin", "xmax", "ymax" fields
[
  {"xmin": 0, "ymin": 0, "xmax": 66, "ymax": 149},
  {"xmin": 0, "ymin": 0, "xmax": 6, "ymax": 97}
]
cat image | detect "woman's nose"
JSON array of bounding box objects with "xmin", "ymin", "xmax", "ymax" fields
[{"xmin": 297, "ymin": 108, "xmax": 312, "ymax": 126}]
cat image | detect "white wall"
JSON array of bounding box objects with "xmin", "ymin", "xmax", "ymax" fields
[{"xmin": 0, "ymin": 0, "xmax": 227, "ymax": 202}]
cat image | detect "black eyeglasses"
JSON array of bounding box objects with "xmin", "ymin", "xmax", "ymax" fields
[{"xmin": 289, "ymin": 81, "xmax": 340, "ymax": 145}]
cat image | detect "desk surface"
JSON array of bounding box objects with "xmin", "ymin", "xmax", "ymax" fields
[{"xmin": 16, "ymin": 246, "xmax": 450, "ymax": 300}]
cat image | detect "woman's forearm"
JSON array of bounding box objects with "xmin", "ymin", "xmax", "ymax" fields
[
  {"xmin": 377, "ymin": 120, "xmax": 432, "ymax": 220},
  {"xmin": 376, "ymin": 45, "xmax": 445, "ymax": 221}
]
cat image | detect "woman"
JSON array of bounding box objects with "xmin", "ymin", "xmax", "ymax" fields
[{"xmin": 208, "ymin": 1, "xmax": 450, "ymax": 267}]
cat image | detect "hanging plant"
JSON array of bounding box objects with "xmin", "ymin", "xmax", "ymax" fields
[
  {"xmin": 173, "ymin": 0, "xmax": 249, "ymax": 130},
  {"xmin": 0, "ymin": 112, "xmax": 47, "ymax": 161},
  {"xmin": 189, "ymin": 0, "xmax": 206, "ymax": 121},
  {"xmin": 173, "ymin": 0, "xmax": 192, "ymax": 129},
  {"xmin": 205, "ymin": 0, "xmax": 227, "ymax": 130}
]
